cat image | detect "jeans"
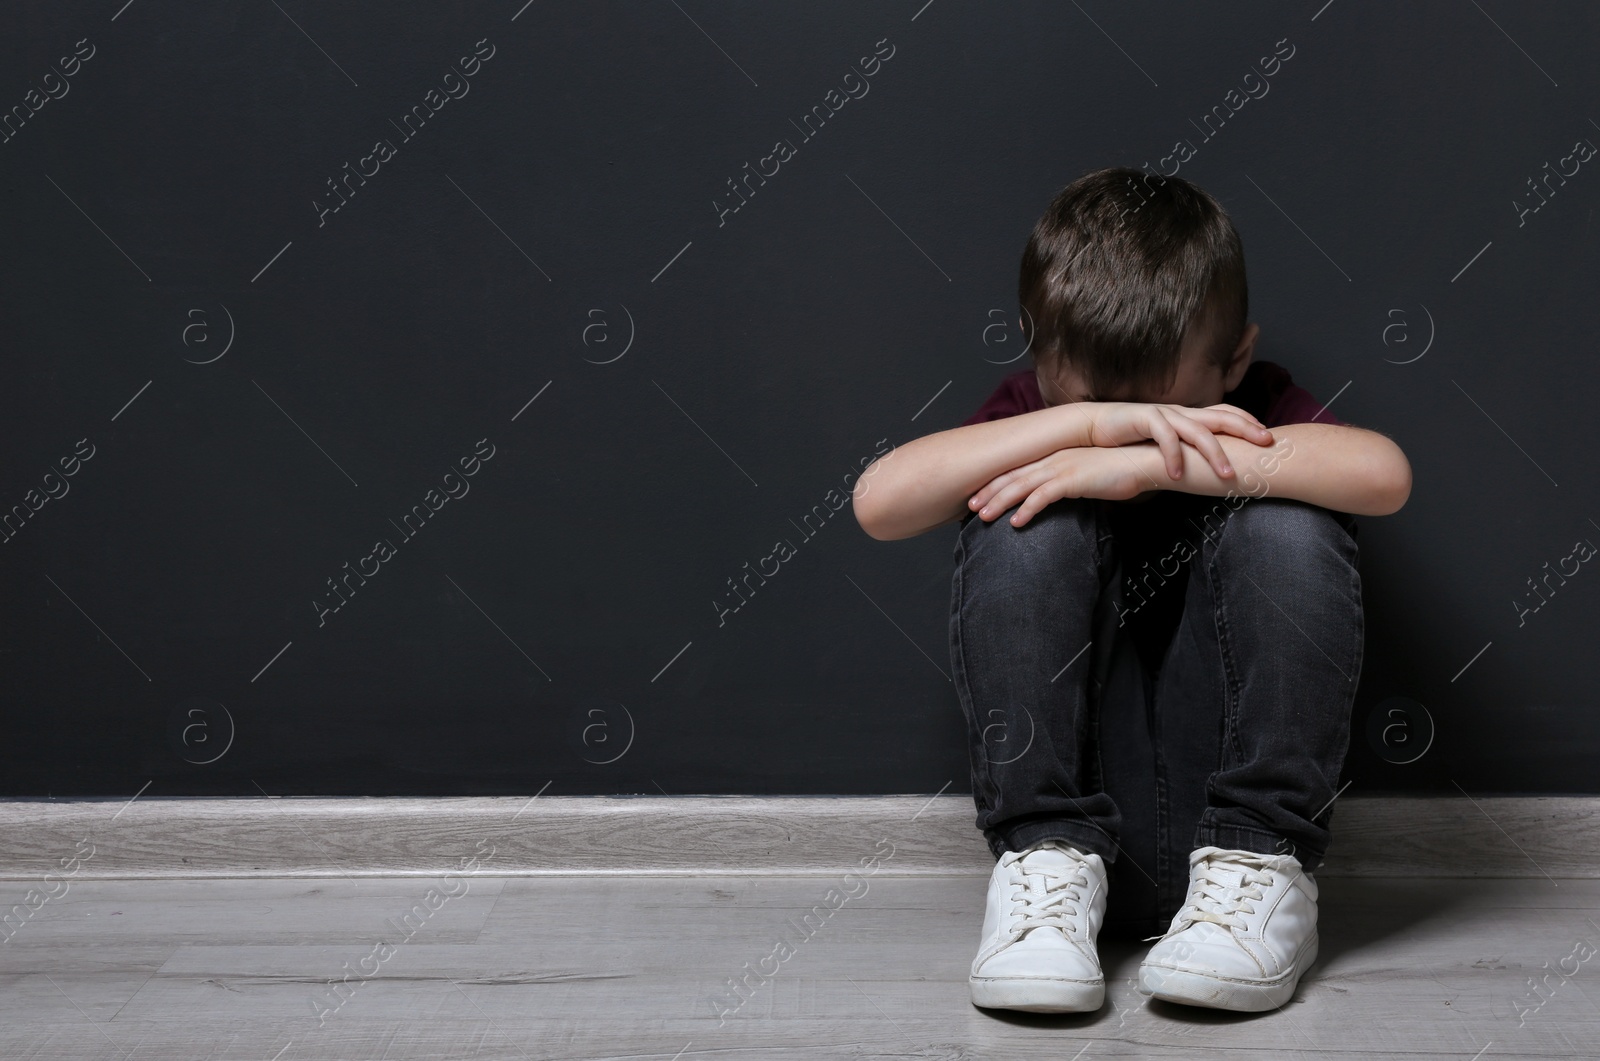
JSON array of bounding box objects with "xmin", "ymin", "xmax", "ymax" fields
[{"xmin": 949, "ymin": 489, "xmax": 1363, "ymax": 938}]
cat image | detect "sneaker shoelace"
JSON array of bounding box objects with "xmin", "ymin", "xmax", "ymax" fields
[
  {"xmin": 1003, "ymin": 853, "xmax": 1091, "ymax": 939},
  {"xmin": 1143, "ymin": 852, "xmax": 1277, "ymax": 942}
]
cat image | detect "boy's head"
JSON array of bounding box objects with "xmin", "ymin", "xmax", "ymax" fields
[{"xmin": 1018, "ymin": 166, "xmax": 1258, "ymax": 410}]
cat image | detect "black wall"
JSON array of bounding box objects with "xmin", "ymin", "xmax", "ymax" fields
[{"xmin": 2, "ymin": 1, "xmax": 1596, "ymax": 797}]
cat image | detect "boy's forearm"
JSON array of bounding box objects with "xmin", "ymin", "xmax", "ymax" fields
[
  {"xmin": 1141, "ymin": 422, "xmax": 1412, "ymax": 516},
  {"xmin": 852, "ymin": 404, "xmax": 1098, "ymax": 541}
]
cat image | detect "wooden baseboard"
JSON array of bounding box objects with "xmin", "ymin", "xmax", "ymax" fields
[{"xmin": 0, "ymin": 794, "xmax": 1594, "ymax": 879}]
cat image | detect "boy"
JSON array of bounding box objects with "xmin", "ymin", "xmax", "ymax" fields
[{"xmin": 851, "ymin": 167, "xmax": 1411, "ymax": 1014}]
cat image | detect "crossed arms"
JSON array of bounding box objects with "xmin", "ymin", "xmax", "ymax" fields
[{"xmin": 851, "ymin": 400, "xmax": 1412, "ymax": 542}]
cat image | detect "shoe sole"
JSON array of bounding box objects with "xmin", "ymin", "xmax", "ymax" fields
[
  {"xmin": 970, "ymin": 974, "xmax": 1105, "ymax": 1013},
  {"xmin": 1137, "ymin": 932, "xmax": 1317, "ymax": 1012}
]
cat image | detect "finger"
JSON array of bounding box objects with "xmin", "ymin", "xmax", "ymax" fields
[
  {"xmin": 969, "ymin": 468, "xmax": 1022, "ymax": 513},
  {"xmin": 1208, "ymin": 403, "xmax": 1270, "ymax": 432},
  {"xmin": 1206, "ymin": 402, "xmax": 1257, "ymax": 420},
  {"xmin": 975, "ymin": 454, "xmax": 1062, "ymax": 517},
  {"xmin": 995, "ymin": 464, "xmax": 1062, "ymax": 522},
  {"xmin": 1169, "ymin": 413, "xmax": 1234, "ymax": 477},
  {"xmin": 1219, "ymin": 410, "xmax": 1274, "ymax": 441},
  {"xmin": 972, "ymin": 473, "xmax": 1036, "ymax": 521},
  {"xmin": 1148, "ymin": 411, "xmax": 1185, "ymax": 480},
  {"xmin": 1191, "ymin": 409, "xmax": 1274, "ymax": 444},
  {"xmin": 977, "ymin": 475, "xmax": 1032, "ymax": 521},
  {"xmin": 1010, "ymin": 481, "xmax": 1068, "ymax": 527}
]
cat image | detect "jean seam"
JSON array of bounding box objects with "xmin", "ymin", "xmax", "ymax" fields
[
  {"xmin": 1205, "ymin": 523, "xmax": 1246, "ymax": 775},
  {"xmin": 1087, "ymin": 504, "xmax": 1114, "ymax": 805},
  {"xmin": 1146, "ymin": 621, "xmax": 1173, "ymax": 908}
]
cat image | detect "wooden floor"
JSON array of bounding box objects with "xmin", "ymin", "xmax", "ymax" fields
[{"xmin": 1, "ymin": 872, "xmax": 1595, "ymax": 1060}]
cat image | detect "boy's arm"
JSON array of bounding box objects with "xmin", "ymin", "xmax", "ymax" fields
[
  {"xmin": 1154, "ymin": 421, "xmax": 1411, "ymax": 515},
  {"xmin": 851, "ymin": 404, "xmax": 1097, "ymax": 542},
  {"xmin": 968, "ymin": 421, "xmax": 1411, "ymax": 529}
]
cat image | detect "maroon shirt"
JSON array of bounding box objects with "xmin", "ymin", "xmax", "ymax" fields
[{"xmin": 959, "ymin": 360, "xmax": 1344, "ymax": 429}]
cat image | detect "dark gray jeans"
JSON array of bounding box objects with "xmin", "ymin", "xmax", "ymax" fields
[{"xmin": 949, "ymin": 489, "xmax": 1362, "ymax": 937}]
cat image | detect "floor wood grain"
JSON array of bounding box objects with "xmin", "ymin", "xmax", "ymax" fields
[
  {"xmin": 2, "ymin": 794, "xmax": 1596, "ymax": 879},
  {"xmin": 0, "ymin": 872, "xmax": 1595, "ymax": 1059}
]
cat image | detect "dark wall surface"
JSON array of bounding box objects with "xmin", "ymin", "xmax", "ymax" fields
[{"xmin": 2, "ymin": 1, "xmax": 1596, "ymax": 798}]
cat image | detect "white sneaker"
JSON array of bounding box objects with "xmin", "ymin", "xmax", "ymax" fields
[
  {"xmin": 969, "ymin": 838, "xmax": 1107, "ymax": 1012},
  {"xmin": 1137, "ymin": 845, "xmax": 1319, "ymax": 1012}
]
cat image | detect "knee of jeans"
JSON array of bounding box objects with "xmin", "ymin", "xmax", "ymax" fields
[
  {"xmin": 959, "ymin": 496, "xmax": 1103, "ymax": 574},
  {"xmin": 1213, "ymin": 497, "xmax": 1355, "ymax": 573}
]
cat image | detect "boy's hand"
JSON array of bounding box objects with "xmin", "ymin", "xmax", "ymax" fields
[
  {"xmin": 969, "ymin": 443, "xmax": 1163, "ymax": 527},
  {"xmin": 1081, "ymin": 402, "xmax": 1273, "ymax": 482}
]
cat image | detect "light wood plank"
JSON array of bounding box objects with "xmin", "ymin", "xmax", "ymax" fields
[
  {"xmin": 0, "ymin": 795, "xmax": 1596, "ymax": 878},
  {"xmin": 0, "ymin": 875, "xmax": 1589, "ymax": 1059},
  {"xmin": 0, "ymin": 877, "xmax": 506, "ymax": 947}
]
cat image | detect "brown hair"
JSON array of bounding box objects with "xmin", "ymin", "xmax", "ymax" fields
[{"xmin": 1017, "ymin": 166, "xmax": 1247, "ymax": 400}]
